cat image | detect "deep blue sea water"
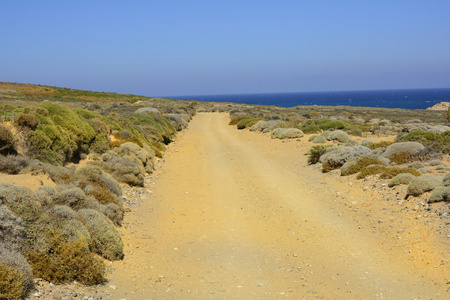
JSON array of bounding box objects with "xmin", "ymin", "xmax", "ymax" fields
[{"xmin": 170, "ymin": 88, "xmax": 450, "ymax": 110}]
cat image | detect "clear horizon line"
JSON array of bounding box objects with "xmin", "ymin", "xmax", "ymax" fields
[{"xmin": 161, "ymin": 86, "xmax": 450, "ymax": 99}]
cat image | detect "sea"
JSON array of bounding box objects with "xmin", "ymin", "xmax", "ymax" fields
[{"xmin": 169, "ymin": 88, "xmax": 450, "ymax": 110}]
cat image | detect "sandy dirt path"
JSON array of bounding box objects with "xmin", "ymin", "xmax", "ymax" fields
[{"xmin": 108, "ymin": 113, "xmax": 449, "ymax": 299}]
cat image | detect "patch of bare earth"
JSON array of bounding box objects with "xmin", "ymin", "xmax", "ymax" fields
[
  {"xmin": 100, "ymin": 113, "xmax": 447, "ymax": 299},
  {"xmin": 0, "ymin": 173, "xmax": 55, "ymax": 190}
]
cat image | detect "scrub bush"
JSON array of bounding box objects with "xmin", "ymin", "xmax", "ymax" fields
[
  {"xmin": 0, "ymin": 261, "xmax": 28, "ymax": 300},
  {"xmin": 320, "ymin": 145, "xmax": 372, "ymax": 172},
  {"xmin": 0, "ymin": 185, "xmax": 42, "ymax": 225},
  {"xmin": 301, "ymin": 122, "xmax": 320, "ymax": 134},
  {"xmin": 0, "ymin": 205, "xmax": 27, "ymax": 253},
  {"xmin": 341, "ymin": 157, "xmax": 385, "ymax": 176},
  {"xmin": 0, "ymin": 245, "xmax": 33, "ymax": 299},
  {"xmin": 317, "ymin": 119, "xmax": 349, "ymax": 131},
  {"xmin": 91, "ymin": 187, "xmax": 121, "ymax": 209},
  {"xmin": 74, "ymin": 165, "xmax": 122, "ymax": 196},
  {"xmin": 407, "ymin": 175, "xmax": 442, "ymax": 196},
  {"xmin": 390, "ymin": 152, "xmax": 416, "ymax": 164},
  {"xmin": 301, "ymin": 119, "xmax": 348, "ymax": 134},
  {"xmin": 101, "ymin": 151, "xmax": 145, "ymax": 186},
  {"xmin": 229, "ymin": 115, "xmax": 255, "ymax": 126},
  {"xmin": 237, "ymin": 118, "xmax": 258, "ymax": 130},
  {"xmin": 379, "ymin": 167, "xmax": 421, "ymax": 179},
  {"xmin": 329, "ymin": 130, "xmax": 351, "ymax": 143},
  {"xmin": 312, "ymin": 135, "xmax": 327, "ymax": 143},
  {"xmin": 443, "ymin": 172, "xmax": 450, "ymax": 187},
  {"xmin": 55, "ymin": 186, "xmax": 90, "ymax": 210},
  {"xmin": 388, "ymin": 173, "xmax": 416, "ymax": 187},
  {"xmin": 429, "ymin": 186, "xmax": 450, "ymax": 203},
  {"xmin": 15, "ymin": 113, "xmax": 38, "ymax": 129},
  {"xmin": 356, "ymin": 165, "xmax": 387, "ymax": 179},
  {"xmin": 79, "ymin": 209, "xmax": 123, "ymax": 260},
  {"xmin": 58, "ymin": 219, "xmax": 92, "ymax": 249},
  {"xmin": 0, "ymin": 155, "xmax": 30, "ymax": 174},
  {"xmin": 401, "ymin": 130, "xmax": 450, "ymax": 154},
  {"xmin": 100, "ymin": 203, "xmax": 124, "ymax": 226},
  {"xmin": 27, "ymin": 235, "xmax": 105, "ymax": 284},
  {"xmin": 112, "ymin": 142, "xmax": 154, "ymax": 173},
  {"xmin": 368, "ymin": 141, "xmax": 394, "ymax": 150},
  {"xmin": 307, "ymin": 145, "xmax": 330, "ymax": 164},
  {"xmin": 26, "ymin": 103, "xmax": 96, "ymax": 165},
  {"xmin": 0, "ymin": 124, "xmax": 15, "ymax": 153},
  {"xmin": 51, "ymin": 205, "xmax": 79, "ymax": 221}
]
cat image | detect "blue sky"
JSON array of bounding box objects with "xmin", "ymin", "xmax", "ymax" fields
[{"xmin": 1, "ymin": 0, "xmax": 449, "ymax": 97}]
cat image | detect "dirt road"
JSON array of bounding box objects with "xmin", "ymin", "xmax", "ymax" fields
[{"xmin": 108, "ymin": 113, "xmax": 449, "ymax": 299}]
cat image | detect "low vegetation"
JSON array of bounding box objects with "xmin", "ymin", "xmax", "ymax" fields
[
  {"xmin": 307, "ymin": 145, "xmax": 331, "ymax": 165},
  {"xmin": 0, "ymin": 82, "xmax": 196, "ymax": 298}
]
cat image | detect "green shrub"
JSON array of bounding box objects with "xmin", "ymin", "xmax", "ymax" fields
[
  {"xmin": 74, "ymin": 165, "xmax": 122, "ymax": 195},
  {"xmin": 443, "ymin": 172, "xmax": 450, "ymax": 187},
  {"xmin": 237, "ymin": 118, "xmax": 258, "ymax": 130},
  {"xmin": 125, "ymin": 113, "xmax": 176, "ymax": 145},
  {"xmin": 35, "ymin": 106, "xmax": 49, "ymax": 116},
  {"xmin": 407, "ymin": 175, "xmax": 442, "ymax": 196},
  {"xmin": 312, "ymin": 135, "xmax": 327, "ymax": 143},
  {"xmin": 79, "ymin": 209, "xmax": 123, "ymax": 260},
  {"xmin": 368, "ymin": 141, "xmax": 394, "ymax": 150},
  {"xmin": 390, "ymin": 152, "xmax": 416, "ymax": 164},
  {"xmin": 301, "ymin": 122, "xmax": 320, "ymax": 134},
  {"xmin": 301, "ymin": 119, "xmax": 348, "ymax": 134},
  {"xmin": 75, "ymin": 108, "xmax": 100, "ymax": 120},
  {"xmin": 429, "ymin": 186, "xmax": 450, "ymax": 203},
  {"xmin": 379, "ymin": 167, "xmax": 421, "ymax": 179},
  {"xmin": 100, "ymin": 151, "xmax": 145, "ymax": 186},
  {"xmin": 356, "ymin": 165, "xmax": 387, "ymax": 179},
  {"xmin": 307, "ymin": 145, "xmax": 331, "ymax": 165},
  {"xmin": 244, "ymin": 120, "xmax": 259, "ymax": 129},
  {"xmin": 401, "ymin": 130, "xmax": 450, "ymax": 154},
  {"xmin": 329, "ymin": 130, "xmax": 351, "ymax": 143},
  {"xmin": 27, "ymin": 235, "xmax": 105, "ymax": 284},
  {"xmin": 341, "ymin": 157, "xmax": 385, "ymax": 176},
  {"xmin": 112, "ymin": 142, "xmax": 154, "ymax": 173},
  {"xmin": 26, "ymin": 103, "xmax": 97, "ymax": 165},
  {"xmin": 229, "ymin": 115, "xmax": 254, "ymax": 126},
  {"xmin": 318, "ymin": 119, "xmax": 348, "ymax": 131},
  {"xmin": 388, "ymin": 173, "xmax": 416, "ymax": 187},
  {"xmin": 86, "ymin": 118, "xmax": 111, "ymax": 154}
]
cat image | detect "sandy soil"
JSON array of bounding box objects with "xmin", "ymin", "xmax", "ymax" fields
[
  {"xmin": 0, "ymin": 173, "xmax": 55, "ymax": 190},
  {"xmin": 106, "ymin": 113, "xmax": 449, "ymax": 299}
]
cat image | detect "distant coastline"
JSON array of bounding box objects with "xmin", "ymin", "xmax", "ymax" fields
[
  {"xmin": 169, "ymin": 88, "xmax": 450, "ymax": 110},
  {"xmin": 426, "ymin": 101, "xmax": 450, "ymax": 111}
]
